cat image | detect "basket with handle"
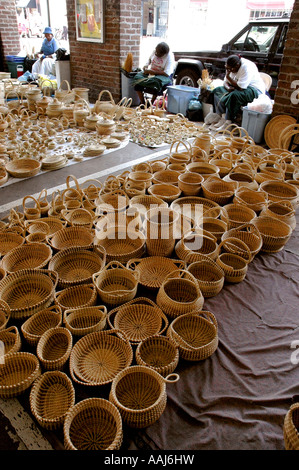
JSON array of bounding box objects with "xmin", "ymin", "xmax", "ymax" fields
[
  {"xmin": 221, "ymin": 222, "xmax": 263, "ymax": 259},
  {"xmin": 92, "ymin": 261, "xmax": 139, "ymax": 307},
  {"xmin": 201, "ymin": 175, "xmax": 237, "ymax": 205},
  {"xmin": 30, "ymin": 370, "xmax": 75, "ymax": 431},
  {"xmin": 55, "ymin": 80, "xmax": 75, "ymax": 104},
  {"xmin": 126, "ymin": 257, "xmax": 185, "ymax": 290},
  {"xmin": 63, "ymin": 398, "xmax": 123, "ymax": 450},
  {"xmin": 187, "ymin": 256, "xmax": 224, "ymax": 298},
  {"xmin": 169, "ymin": 140, "xmax": 192, "ymax": 165},
  {"xmin": 94, "ymin": 89, "xmax": 117, "ymax": 116},
  {"xmin": 220, "ymin": 203, "xmax": 257, "ymax": 230},
  {"xmin": 283, "ymin": 402, "xmax": 299, "ymax": 450},
  {"xmin": 167, "ymin": 310, "xmax": 218, "ymax": 361},
  {"xmin": 55, "ymin": 283, "xmax": 97, "ymax": 313},
  {"xmin": 69, "ymin": 329, "xmax": 133, "ymax": 387},
  {"xmin": 216, "ymin": 237, "xmax": 251, "ymax": 283},
  {"xmin": 63, "ymin": 305, "xmax": 107, "ymax": 337},
  {"xmin": 0, "ymin": 352, "xmax": 41, "ymax": 398},
  {"xmin": 109, "ymin": 365, "xmax": 179, "ymax": 428},
  {"xmin": 135, "ymin": 335, "xmax": 179, "ymax": 377},
  {"xmin": 21, "ymin": 305, "xmax": 62, "ymax": 346},
  {"xmin": 37, "ymin": 327, "xmax": 73, "ymax": 371},
  {"xmin": 251, "ymin": 215, "xmax": 292, "ymax": 253},
  {"xmin": 234, "ymin": 186, "xmax": 268, "ymax": 213},
  {"xmin": 156, "ymin": 269, "xmax": 204, "ymax": 319},
  {"xmin": 175, "ymin": 229, "xmax": 219, "ymax": 262},
  {"xmin": 259, "ymin": 180, "xmax": 299, "ymax": 208},
  {"xmin": 1, "ymin": 242, "xmax": 52, "ymax": 273},
  {"xmin": 260, "ymin": 200, "xmax": 296, "ymax": 230},
  {"xmin": 37, "ymin": 189, "xmax": 50, "ymax": 216}
]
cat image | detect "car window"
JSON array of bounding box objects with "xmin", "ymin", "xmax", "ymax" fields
[{"xmin": 231, "ymin": 25, "xmax": 279, "ymax": 53}]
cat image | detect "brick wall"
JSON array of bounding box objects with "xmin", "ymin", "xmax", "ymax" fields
[
  {"xmin": 0, "ymin": 0, "xmax": 21, "ymax": 71},
  {"xmin": 66, "ymin": 0, "xmax": 141, "ymax": 103},
  {"xmin": 272, "ymin": 0, "xmax": 299, "ymax": 117}
]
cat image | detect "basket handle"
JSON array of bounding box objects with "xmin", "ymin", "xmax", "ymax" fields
[
  {"xmin": 58, "ymin": 80, "xmax": 71, "ymax": 93},
  {"xmin": 218, "ymin": 236, "xmax": 252, "ymax": 263},
  {"xmin": 97, "ymin": 89, "xmax": 115, "ymax": 104},
  {"xmin": 164, "ymin": 373, "xmax": 180, "ymax": 384},
  {"xmin": 22, "ymin": 195, "xmax": 40, "ymax": 211},
  {"xmin": 65, "ymin": 174, "xmax": 81, "ymax": 192}
]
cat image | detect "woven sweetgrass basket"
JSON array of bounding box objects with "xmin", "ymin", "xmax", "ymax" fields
[
  {"xmin": 109, "ymin": 365, "xmax": 179, "ymax": 428},
  {"xmin": 95, "ymin": 227, "xmax": 146, "ymax": 264},
  {"xmin": 251, "ymin": 215, "xmax": 292, "ymax": 253},
  {"xmin": 1, "ymin": 242, "xmax": 52, "ymax": 273},
  {"xmin": 0, "ymin": 352, "xmax": 41, "ymax": 398},
  {"xmin": 135, "ymin": 335, "xmax": 179, "ymax": 377},
  {"xmin": 47, "ymin": 226, "xmax": 95, "ymax": 251},
  {"xmin": 201, "ymin": 176, "xmax": 237, "ymax": 205},
  {"xmin": 221, "ymin": 223, "xmax": 263, "ymax": 259},
  {"xmin": 233, "ymin": 187, "xmax": 268, "ymax": 213},
  {"xmin": 37, "ymin": 327, "xmax": 73, "ymax": 371},
  {"xmin": 55, "ymin": 283, "xmax": 97, "ymax": 312},
  {"xmin": 6, "ymin": 158, "xmax": 41, "ymax": 178},
  {"xmin": 148, "ymin": 183, "xmax": 181, "ymax": 204},
  {"xmin": 21, "ymin": 305, "xmax": 62, "ymax": 346},
  {"xmin": 187, "ymin": 257, "xmax": 224, "ymax": 298},
  {"xmin": 29, "ymin": 371, "xmax": 75, "ymax": 430},
  {"xmin": 63, "ymin": 398, "xmax": 123, "ymax": 450},
  {"xmin": 167, "ymin": 311, "xmax": 218, "ymax": 361},
  {"xmin": 0, "ymin": 326, "xmax": 21, "ymax": 359},
  {"xmin": 63, "ymin": 305, "xmax": 107, "ymax": 337},
  {"xmin": 0, "ymin": 299, "xmax": 10, "ymax": 331},
  {"xmin": 0, "ymin": 231, "xmax": 25, "ymax": 255},
  {"xmin": 216, "ymin": 237, "xmax": 251, "ymax": 283},
  {"xmin": 175, "ymin": 229, "xmax": 219, "ymax": 262},
  {"xmin": 69, "ymin": 329, "xmax": 133, "ymax": 387},
  {"xmin": 126, "ymin": 257, "xmax": 185, "ymax": 290},
  {"xmin": 260, "ymin": 179, "xmax": 299, "ymax": 208},
  {"xmin": 284, "ymin": 403, "xmax": 299, "ymax": 450}
]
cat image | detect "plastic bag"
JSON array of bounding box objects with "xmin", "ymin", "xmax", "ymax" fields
[{"xmin": 247, "ymin": 93, "xmax": 273, "ymax": 114}]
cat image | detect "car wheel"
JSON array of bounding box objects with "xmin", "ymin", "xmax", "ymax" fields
[{"xmin": 175, "ymin": 68, "xmax": 201, "ymax": 87}]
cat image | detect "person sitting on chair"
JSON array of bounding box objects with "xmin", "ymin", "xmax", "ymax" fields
[
  {"xmin": 32, "ymin": 27, "xmax": 59, "ymax": 78},
  {"xmin": 133, "ymin": 42, "xmax": 175, "ymax": 105},
  {"xmin": 208, "ymin": 54, "xmax": 266, "ymax": 130}
]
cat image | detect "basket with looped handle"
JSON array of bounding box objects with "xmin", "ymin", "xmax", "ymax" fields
[
  {"xmin": 22, "ymin": 195, "xmax": 41, "ymax": 220},
  {"xmin": 0, "ymin": 326, "xmax": 21, "ymax": 358},
  {"xmin": 187, "ymin": 255, "xmax": 225, "ymax": 298},
  {"xmin": 135, "ymin": 335, "xmax": 179, "ymax": 377},
  {"xmin": 201, "ymin": 175, "xmax": 237, "ymax": 205},
  {"xmin": 216, "ymin": 237, "xmax": 251, "ymax": 283},
  {"xmin": 0, "ymin": 299, "xmax": 10, "ymax": 331},
  {"xmin": 37, "ymin": 327, "xmax": 73, "ymax": 371},
  {"xmin": 63, "ymin": 398, "xmax": 123, "ymax": 450},
  {"xmin": 169, "ymin": 139, "xmax": 192, "ymax": 165},
  {"xmin": 69, "ymin": 329, "xmax": 133, "ymax": 387},
  {"xmin": 199, "ymin": 217, "xmax": 227, "ymax": 243},
  {"xmin": 0, "ymin": 352, "xmax": 41, "ymax": 398},
  {"xmin": 21, "ymin": 305, "xmax": 62, "ymax": 346},
  {"xmin": 233, "ymin": 187, "xmax": 268, "ymax": 213},
  {"xmin": 259, "ymin": 180, "xmax": 299, "ymax": 208},
  {"xmin": 63, "ymin": 305, "xmax": 107, "ymax": 337},
  {"xmin": 251, "ymin": 215, "xmax": 293, "ymax": 253},
  {"xmin": 283, "ymin": 402, "xmax": 299, "ymax": 450},
  {"xmin": 55, "ymin": 283, "xmax": 97, "ymax": 313},
  {"xmin": 221, "ymin": 222, "xmax": 263, "ymax": 259},
  {"xmin": 167, "ymin": 311, "xmax": 218, "ymax": 361},
  {"xmin": 30, "ymin": 370, "xmax": 75, "ymax": 431},
  {"xmin": 260, "ymin": 200, "xmax": 296, "ymax": 230},
  {"xmin": 92, "ymin": 261, "xmax": 139, "ymax": 307},
  {"xmin": 175, "ymin": 229, "xmax": 219, "ymax": 262},
  {"xmin": 1, "ymin": 242, "xmax": 52, "ymax": 273},
  {"xmin": 126, "ymin": 257, "xmax": 185, "ymax": 290},
  {"xmin": 107, "ymin": 297, "xmax": 169, "ymax": 345},
  {"xmin": 109, "ymin": 365, "xmax": 179, "ymax": 428},
  {"xmin": 220, "ymin": 203, "xmax": 257, "ymax": 230},
  {"xmin": 47, "ymin": 226, "xmax": 95, "ymax": 251},
  {"xmin": 48, "ymin": 246, "xmax": 106, "ymax": 288},
  {"xmin": 156, "ymin": 269, "xmax": 204, "ymax": 319}
]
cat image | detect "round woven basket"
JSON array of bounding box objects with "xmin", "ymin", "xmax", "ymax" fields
[
  {"xmin": 95, "ymin": 189, "xmax": 129, "ymax": 215},
  {"xmin": 55, "ymin": 283, "xmax": 97, "ymax": 312},
  {"xmin": 221, "ymin": 223, "xmax": 263, "ymax": 259},
  {"xmin": 92, "ymin": 261, "xmax": 139, "ymax": 307},
  {"xmin": 0, "ymin": 231, "xmax": 25, "ymax": 255},
  {"xmin": 63, "ymin": 305, "xmax": 107, "ymax": 337},
  {"xmin": 175, "ymin": 230, "xmax": 219, "ymax": 262},
  {"xmin": 109, "ymin": 365, "xmax": 179, "ymax": 428},
  {"xmin": 251, "ymin": 215, "xmax": 292, "ymax": 253},
  {"xmin": 234, "ymin": 187, "xmax": 268, "ymax": 213},
  {"xmin": 260, "ymin": 200, "xmax": 296, "ymax": 230},
  {"xmin": 145, "ymin": 207, "xmax": 179, "ymax": 257},
  {"xmin": 152, "ymin": 169, "xmax": 180, "ymax": 185},
  {"xmin": 1, "ymin": 242, "xmax": 52, "ymax": 273},
  {"xmin": 0, "ymin": 269, "xmax": 58, "ymax": 320},
  {"xmin": 47, "ymin": 226, "xmax": 95, "ymax": 251},
  {"xmin": 156, "ymin": 269, "xmax": 204, "ymax": 319},
  {"xmin": 21, "ymin": 305, "xmax": 62, "ymax": 346},
  {"xmin": 259, "ymin": 180, "xmax": 299, "ymax": 208},
  {"xmin": 148, "ymin": 183, "xmax": 181, "ymax": 203},
  {"xmin": 167, "ymin": 311, "xmax": 218, "ymax": 361},
  {"xmin": 108, "ymin": 297, "xmax": 169, "ymax": 345},
  {"xmin": 0, "ymin": 352, "xmax": 41, "ymax": 398},
  {"xmin": 135, "ymin": 335, "xmax": 179, "ymax": 377},
  {"xmin": 126, "ymin": 257, "xmax": 185, "ymax": 290},
  {"xmin": 0, "ymin": 325, "xmax": 21, "ymax": 358},
  {"xmin": 199, "ymin": 217, "xmax": 227, "ymax": 243},
  {"xmin": 221, "ymin": 203, "xmax": 256, "ymax": 230},
  {"xmin": 217, "ymin": 237, "xmax": 251, "ymax": 283},
  {"xmin": 48, "ymin": 246, "xmax": 106, "ymax": 288},
  {"xmin": 69, "ymin": 329, "xmax": 133, "ymax": 386},
  {"xmin": 30, "ymin": 371, "xmax": 75, "ymax": 430},
  {"xmin": 6, "ymin": 158, "xmax": 41, "ymax": 178},
  {"xmin": 178, "ymin": 172, "xmax": 203, "ymax": 196},
  {"xmin": 29, "ymin": 217, "xmax": 66, "ymax": 236},
  {"xmin": 37, "ymin": 327, "xmax": 73, "ymax": 371},
  {"xmin": 201, "ymin": 176, "xmax": 237, "ymax": 205},
  {"xmin": 64, "ymin": 398, "xmax": 123, "ymax": 450},
  {"xmin": 283, "ymin": 402, "xmax": 299, "ymax": 450},
  {"xmin": 129, "ymin": 194, "xmax": 167, "ymax": 216},
  {"xmin": 171, "ymin": 196, "xmax": 222, "ymax": 220},
  {"xmin": 0, "ymin": 299, "xmax": 10, "ymax": 331},
  {"xmin": 187, "ymin": 257, "xmax": 224, "ymax": 298},
  {"xmin": 186, "ymin": 162, "xmax": 219, "ymax": 180}
]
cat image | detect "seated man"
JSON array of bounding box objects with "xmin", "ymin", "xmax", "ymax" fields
[
  {"xmin": 133, "ymin": 42, "xmax": 175, "ymax": 105},
  {"xmin": 209, "ymin": 54, "xmax": 266, "ymax": 130},
  {"xmin": 32, "ymin": 27, "xmax": 59, "ymax": 78}
]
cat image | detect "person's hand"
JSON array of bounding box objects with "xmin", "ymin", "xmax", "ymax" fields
[{"xmin": 143, "ymin": 68, "xmax": 151, "ymax": 74}]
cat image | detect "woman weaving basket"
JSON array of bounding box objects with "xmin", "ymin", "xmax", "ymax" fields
[
  {"xmin": 208, "ymin": 54, "xmax": 266, "ymax": 130},
  {"xmin": 32, "ymin": 27, "xmax": 59, "ymax": 78},
  {"xmin": 133, "ymin": 42, "xmax": 175, "ymax": 105}
]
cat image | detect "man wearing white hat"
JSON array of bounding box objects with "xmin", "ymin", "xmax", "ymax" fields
[{"xmin": 32, "ymin": 27, "xmax": 59, "ymax": 78}]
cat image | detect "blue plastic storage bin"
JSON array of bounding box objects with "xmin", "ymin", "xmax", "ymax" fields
[
  {"xmin": 241, "ymin": 106, "xmax": 272, "ymax": 144},
  {"xmin": 167, "ymin": 85, "xmax": 200, "ymax": 116}
]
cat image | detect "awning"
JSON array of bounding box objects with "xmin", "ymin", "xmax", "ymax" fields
[{"xmin": 246, "ymin": 0, "xmax": 287, "ymax": 8}]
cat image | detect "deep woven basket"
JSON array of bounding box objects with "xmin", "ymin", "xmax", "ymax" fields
[
  {"xmin": 175, "ymin": 230, "xmax": 219, "ymax": 262},
  {"xmin": 0, "ymin": 325, "xmax": 21, "ymax": 358},
  {"xmin": 109, "ymin": 365, "xmax": 179, "ymax": 428},
  {"xmin": 251, "ymin": 215, "xmax": 292, "ymax": 253},
  {"xmin": 283, "ymin": 403, "xmax": 299, "ymax": 450},
  {"xmin": 37, "ymin": 327, "xmax": 73, "ymax": 371},
  {"xmin": 171, "ymin": 196, "xmax": 222, "ymax": 221},
  {"xmin": 1, "ymin": 242, "xmax": 52, "ymax": 273},
  {"xmin": 63, "ymin": 398, "xmax": 123, "ymax": 450},
  {"xmin": 21, "ymin": 305, "xmax": 62, "ymax": 346},
  {"xmin": 29, "ymin": 371, "xmax": 75, "ymax": 430},
  {"xmin": 148, "ymin": 183, "xmax": 182, "ymax": 203},
  {"xmin": 260, "ymin": 180, "xmax": 299, "ymax": 208},
  {"xmin": 167, "ymin": 311, "xmax": 218, "ymax": 361},
  {"xmin": 234, "ymin": 187, "xmax": 268, "ymax": 213},
  {"xmin": 0, "ymin": 231, "xmax": 25, "ymax": 255},
  {"xmin": 201, "ymin": 176, "xmax": 237, "ymax": 205},
  {"xmin": 0, "ymin": 352, "xmax": 41, "ymax": 398},
  {"xmin": 187, "ymin": 257, "xmax": 224, "ymax": 298},
  {"xmin": 216, "ymin": 237, "xmax": 251, "ymax": 283},
  {"xmin": 135, "ymin": 335, "xmax": 179, "ymax": 377},
  {"xmin": 221, "ymin": 203, "xmax": 257, "ymax": 230},
  {"xmin": 221, "ymin": 223, "xmax": 263, "ymax": 259},
  {"xmin": 63, "ymin": 305, "xmax": 107, "ymax": 337}
]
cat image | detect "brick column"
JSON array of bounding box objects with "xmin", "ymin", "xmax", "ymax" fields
[
  {"xmin": 272, "ymin": 0, "xmax": 299, "ymax": 118},
  {"xmin": 0, "ymin": 0, "xmax": 21, "ymax": 71}
]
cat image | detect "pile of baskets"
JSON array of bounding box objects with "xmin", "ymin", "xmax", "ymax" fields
[{"xmin": 0, "ymin": 121, "xmax": 298, "ymax": 450}]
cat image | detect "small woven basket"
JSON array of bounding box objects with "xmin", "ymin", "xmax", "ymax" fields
[
  {"xmin": 0, "ymin": 299, "xmax": 10, "ymax": 331},
  {"xmin": 175, "ymin": 230, "xmax": 219, "ymax": 262},
  {"xmin": 22, "ymin": 195, "xmax": 41, "ymax": 220},
  {"xmin": 0, "ymin": 326, "xmax": 21, "ymax": 358},
  {"xmin": 63, "ymin": 305, "xmax": 107, "ymax": 337},
  {"xmin": 148, "ymin": 183, "xmax": 182, "ymax": 203},
  {"xmin": 221, "ymin": 203, "xmax": 257, "ymax": 230},
  {"xmin": 109, "ymin": 365, "xmax": 179, "ymax": 428},
  {"xmin": 201, "ymin": 176, "xmax": 237, "ymax": 205},
  {"xmin": 283, "ymin": 403, "xmax": 299, "ymax": 450},
  {"xmin": 187, "ymin": 257, "xmax": 224, "ymax": 298},
  {"xmin": 216, "ymin": 237, "xmax": 251, "ymax": 283},
  {"xmin": 1, "ymin": 242, "xmax": 52, "ymax": 273},
  {"xmin": 0, "ymin": 231, "xmax": 25, "ymax": 255},
  {"xmin": 234, "ymin": 187, "xmax": 268, "ymax": 213},
  {"xmin": 95, "ymin": 227, "xmax": 145, "ymax": 263},
  {"xmin": 152, "ymin": 169, "xmax": 181, "ymax": 185},
  {"xmin": 55, "ymin": 283, "xmax": 97, "ymax": 312},
  {"xmin": 221, "ymin": 223, "xmax": 263, "ymax": 259},
  {"xmin": 21, "ymin": 305, "xmax": 62, "ymax": 346},
  {"xmin": 0, "ymin": 352, "xmax": 41, "ymax": 398},
  {"xmin": 30, "ymin": 371, "xmax": 75, "ymax": 430},
  {"xmin": 129, "ymin": 194, "xmax": 167, "ymax": 216},
  {"xmin": 260, "ymin": 180, "xmax": 299, "ymax": 208},
  {"xmin": 47, "ymin": 226, "xmax": 95, "ymax": 251},
  {"xmin": 37, "ymin": 327, "xmax": 73, "ymax": 371},
  {"xmin": 64, "ymin": 398, "xmax": 123, "ymax": 450},
  {"xmin": 126, "ymin": 257, "xmax": 185, "ymax": 290},
  {"xmin": 135, "ymin": 335, "xmax": 179, "ymax": 377},
  {"xmin": 69, "ymin": 329, "xmax": 133, "ymax": 386},
  {"xmin": 251, "ymin": 215, "xmax": 292, "ymax": 253},
  {"xmin": 260, "ymin": 200, "xmax": 296, "ymax": 230},
  {"xmin": 167, "ymin": 311, "xmax": 218, "ymax": 361}
]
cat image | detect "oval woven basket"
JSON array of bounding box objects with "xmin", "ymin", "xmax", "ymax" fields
[
  {"xmin": 92, "ymin": 261, "xmax": 139, "ymax": 307},
  {"xmin": 221, "ymin": 203, "xmax": 257, "ymax": 230},
  {"xmin": 129, "ymin": 194, "xmax": 168, "ymax": 216},
  {"xmin": 148, "ymin": 183, "xmax": 182, "ymax": 203},
  {"xmin": 48, "ymin": 246, "xmax": 106, "ymax": 288},
  {"xmin": 135, "ymin": 335, "xmax": 179, "ymax": 377},
  {"xmin": 63, "ymin": 305, "xmax": 107, "ymax": 337},
  {"xmin": 0, "ymin": 352, "xmax": 41, "ymax": 398},
  {"xmin": 126, "ymin": 257, "xmax": 185, "ymax": 290},
  {"xmin": 156, "ymin": 269, "xmax": 204, "ymax": 319},
  {"xmin": 0, "ymin": 269, "xmax": 58, "ymax": 320},
  {"xmin": 54, "ymin": 283, "xmax": 97, "ymax": 312},
  {"xmin": 171, "ymin": 196, "xmax": 222, "ymax": 220},
  {"xmin": 187, "ymin": 257, "xmax": 224, "ymax": 298},
  {"xmin": 260, "ymin": 200, "xmax": 296, "ymax": 230},
  {"xmin": 221, "ymin": 223, "xmax": 263, "ymax": 259},
  {"xmin": 1, "ymin": 242, "xmax": 52, "ymax": 273},
  {"xmin": 201, "ymin": 176, "xmax": 237, "ymax": 205},
  {"xmin": 109, "ymin": 365, "xmax": 179, "ymax": 428},
  {"xmin": 0, "ymin": 299, "xmax": 10, "ymax": 331},
  {"xmin": 259, "ymin": 180, "xmax": 299, "ymax": 208},
  {"xmin": 95, "ymin": 227, "xmax": 145, "ymax": 264},
  {"xmin": 0, "ymin": 231, "xmax": 25, "ymax": 255},
  {"xmin": 234, "ymin": 187, "xmax": 268, "ymax": 213},
  {"xmin": 47, "ymin": 226, "xmax": 95, "ymax": 251},
  {"xmin": 167, "ymin": 311, "xmax": 218, "ymax": 361},
  {"xmin": 21, "ymin": 305, "xmax": 62, "ymax": 347},
  {"xmin": 0, "ymin": 325, "xmax": 21, "ymax": 358},
  {"xmin": 175, "ymin": 230, "xmax": 219, "ymax": 262},
  {"xmin": 29, "ymin": 217, "xmax": 67, "ymax": 236},
  {"xmin": 251, "ymin": 215, "xmax": 292, "ymax": 253},
  {"xmin": 152, "ymin": 169, "xmax": 181, "ymax": 185},
  {"xmin": 37, "ymin": 327, "xmax": 73, "ymax": 371},
  {"xmin": 6, "ymin": 158, "xmax": 41, "ymax": 178},
  {"xmin": 199, "ymin": 217, "xmax": 227, "ymax": 243},
  {"xmin": 217, "ymin": 237, "xmax": 251, "ymax": 283},
  {"xmin": 283, "ymin": 402, "xmax": 299, "ymax": 450},
  {"xmin": 186, "ymin": 162, "xmax": 220, "ymax": 180},
  {"xmin": 95, "ymin": 189, "xmax": 129, "ymax": 215},
  {"xmin": 64, "ymin": 398, "xmax": 123, "ymax": 450},
  {"xmin": 69, "ymin": 329, "xmax": 133, "ymax": 386},
  {"xmin": 30, "ymin": 371, "xmax": 75, "ymax": 430}
]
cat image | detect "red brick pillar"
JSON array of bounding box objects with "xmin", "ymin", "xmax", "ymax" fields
[{"xmin": 0, "ymin": 0, "xmax": 21, "ymax": 71}]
